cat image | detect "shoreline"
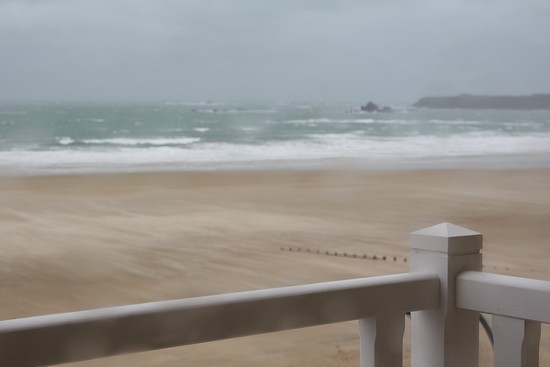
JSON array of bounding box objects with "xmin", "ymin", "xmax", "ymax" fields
[
  {"xmin": 1, "ymin": 167, "xmax": 550, "ymax": 366},
  {"xmin": 2, "ymin": 151, "xmax": 550, "ymax": 177}
]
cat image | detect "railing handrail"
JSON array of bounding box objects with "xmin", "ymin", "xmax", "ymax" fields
[
  {"xmin": 456, "ymin": 270, "xmax": 550, "ymax": 323},
  {"xmin": 0, "ymin": 272, "xmax": 438, "ymax": 367},
  {"xmin": 3, "ymin": 223, "xmax": 548, "ymax": 367}
]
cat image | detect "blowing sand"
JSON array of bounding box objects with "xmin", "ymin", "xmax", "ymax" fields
[{"xmin": 1, "ymin": 168, "xmax": 549, "ymax": 366}]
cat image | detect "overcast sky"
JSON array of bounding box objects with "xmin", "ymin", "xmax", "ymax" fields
[{"xmin": 1, "ymin": 0, "xmax": 549, "ymax": 103}]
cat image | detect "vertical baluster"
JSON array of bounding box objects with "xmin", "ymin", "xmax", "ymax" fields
[
  {"xmin": 493, "ymin": 315, "xmax": 541, "ymax": 367},
  {"xmin": 359, "ymin": 314, "xmax": 405, "ymax": 367}
]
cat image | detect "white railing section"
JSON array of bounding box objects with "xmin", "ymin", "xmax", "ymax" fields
[
  {"xmin": 457, "ymin": 271, "xmax": 550, "ymax": 323},
  {"xmin": 0, "ymin": 272, "xmax": 438, "ymax": 367},
  {"xmin": 1, "ymin": 222, "xmax": 549, "ymax": 367},
  {"xmin": 457, "ymin": 271, "xmax": 550, "ymax": 367}
]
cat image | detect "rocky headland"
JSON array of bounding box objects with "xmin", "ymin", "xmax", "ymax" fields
[
  {"xmin": 360, "ymin": 101, "xmax": 392, "ymax": 113},
  {"xmin": 413, "ymin": 93, "xmax": 550, "ymax": 110}
]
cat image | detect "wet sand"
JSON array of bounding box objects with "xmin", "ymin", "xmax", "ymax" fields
[{"xmin": 1, "ymin": 168, "xmax": 550, "ymax": 366}]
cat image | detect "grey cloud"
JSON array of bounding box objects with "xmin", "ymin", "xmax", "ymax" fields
[{"xmin": 0, "ymin": 0, "xmax": 549, "ymax": 103}]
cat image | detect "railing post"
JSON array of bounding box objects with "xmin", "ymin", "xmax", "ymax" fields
[
  {"xmin": 359, "ymin": 314, "xmax": 405, "ymax": 367},
  {"xmin": 409, "ymin": 222, "xmax": 482, "ymax": 367}
]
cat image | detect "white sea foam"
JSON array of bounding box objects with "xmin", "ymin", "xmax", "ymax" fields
[
  {"xmin": 57, "ymin": 137, "xmax": 75, "ymax": 145},
  {"xmin": 428, "ymin": 119, "xmax": 485, "ymax": 125},
  {"xmin": 309, "ymin": 132, "xmax": 364, "ymax": 143},
  {"xmin": 161, "ymin": 128, "xmax": 185, "ymax": 133},
  {"xmin": 285, "ymin": 118, "xmax": 332, "ymax": 124},
  {"xmin": 81, "ymin": 137, "xmax": 201, "ymax": 146},
  {"xmin": 283, "ymin": 118, "xmax": 390, "ymax": 125},
  {"xmin": 193, "ymin": 127, "xmax": 210, "ymax": 132},
  {"xmin": 3, "ymin": 133, "xmax": 550, "ymax": 174},
  {"xmin": 194, "ymin": 108, "xmax": 275, "ymax": 114}
]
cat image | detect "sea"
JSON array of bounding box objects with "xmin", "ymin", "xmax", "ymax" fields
[{"xmin": 1, "ymin": 101, "xmax": 550, "ymax": 175}]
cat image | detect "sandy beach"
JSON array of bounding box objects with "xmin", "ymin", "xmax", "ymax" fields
[{"xmin": 1, "ymin": 168, "xmax": 549, "ymax": 366}]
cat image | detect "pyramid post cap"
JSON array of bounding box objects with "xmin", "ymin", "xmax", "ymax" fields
[{"xmin": 410, "ymin": 222, "xmax": 482, "ymax": 255}]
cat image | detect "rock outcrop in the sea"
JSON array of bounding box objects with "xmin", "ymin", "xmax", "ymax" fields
[
  {"xmin": 412, "ymin": 93, "xmax": 550, "ymax": 110},
  {"xmin": 360, "ymin": 101, "xmax": 392, "ymax": 112}
]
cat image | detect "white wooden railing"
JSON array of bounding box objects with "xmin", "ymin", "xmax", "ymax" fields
[
  {"xmin": 0, "ymin": 222, "xmax": 549, "ymax": 367},
  {"xmin": 457, "ymin": 271, "xmax": 550, "ymax": 367}
]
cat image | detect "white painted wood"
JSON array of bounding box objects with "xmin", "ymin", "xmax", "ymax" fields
[
  {"xmin": 409, "ymin": 222, "xmax": 482, "ymax": 255},
  {"xmin": 0, "ymin": 272, "xmax": 438, "ymax": 367},
  {"xmin": 6, "ymin": 222, "xmax": 550, "ymax": 367},
  {"xmin": 359, "ymin": 314, "xmax": 405, "ymax": 367},
  {"xmin": 456, "ymin": 271, "xmax": 550, "ymax": 323},
  {"xmin": 409, "ymin": 222, "xmax": 482, "ymax": 367},
  {"xmin": 493, "ymin": 315, "xmax": 541, "ymax": 367}
]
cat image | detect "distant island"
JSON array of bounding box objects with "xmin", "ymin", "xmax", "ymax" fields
[
  {"xmin": 412, "ymin": 93, "xmax": 550, "ymax": 110},
  {"xmin": 359, "ymin": 101, "xmax": 392, "ymax": 113}
]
